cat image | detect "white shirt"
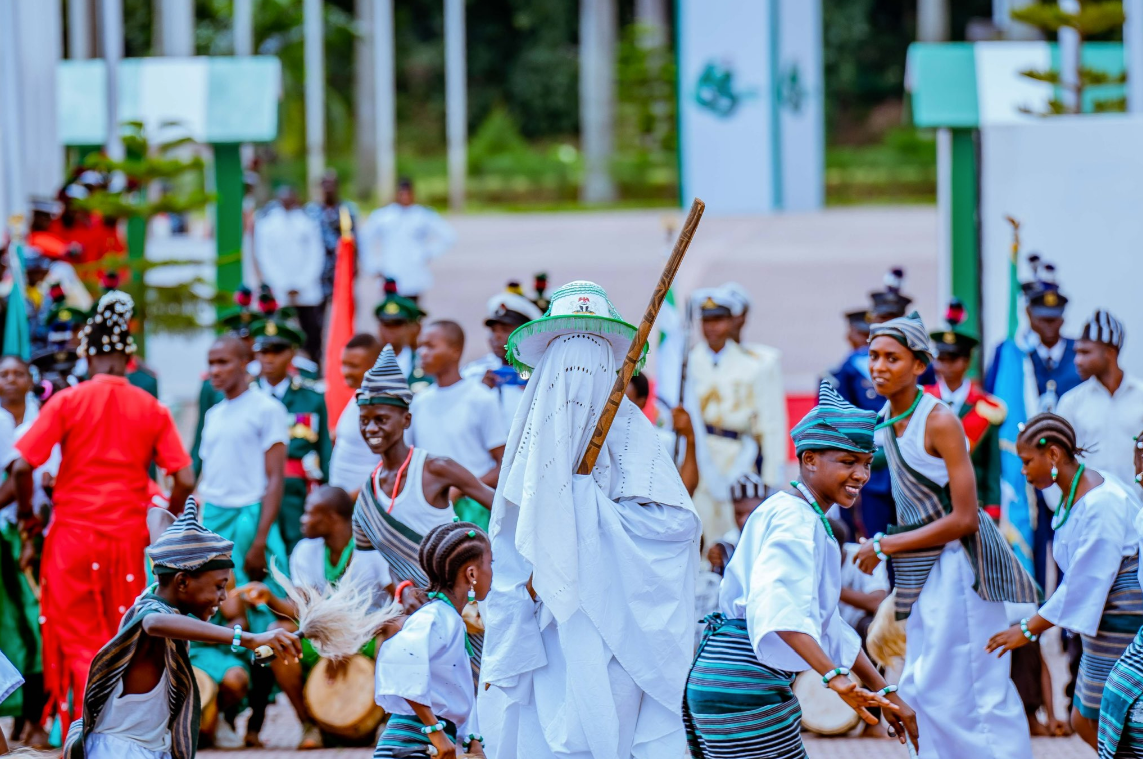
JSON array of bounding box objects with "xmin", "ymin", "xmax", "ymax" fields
[
  {"xmin": 1057, "ymin": 374, "xmax": 1143, "ymax": 487},
  {"xmin": 1028, "ymin": 332, "xmax": 1068, "ymax": 369},
  {"xmin": 409, "ymin": 379, "xmax": 506, "ymax": 478},
  {"xmin": 198, "ymin": 389, "xmax": 290, "ymax": 507},
  {"xmin": 329, "ymin": 398, "xmax": 381, "ymax": 492},
  {"xmin": 719, "ymin": 491, "xmax": 861, "ymax": 672},
  {"xmin": 0, "ymin": 650, "xmax": 22, "ymax": 706},
  {"xmin": 91, "ymin": 670, "xmax": 171, "ymax": 751},
  {"xmin": 254, "ymin": 205, "xmax": 326, "ymax": 306},
  {"xmin": 461, "ymin": 354, "xmax": 528, "ymax": 432},
  {"xmin": 1038, "ymin": 477, "xmax": 1143, "ymax": 637},
  {"xmin": 257, "ymin": 377, "xmax": 291, "ymax": 400},
  {"xmin": 936, "ymin": 378, "xmax": 972, "ymax": 416},
  {"xmin": 374, "ymin": 600, "xmax": 476, "ymax": 735},
  {"xmin": 839, "ymin": 542, "xmax": 890, "ymax": 628},
  {"xmin": 360, "ymin": 203, "xmax": 456, "ymax": 296},
  {"xmin": 289, "ymin": 537, "xmax": 392, "ymax": 609}
]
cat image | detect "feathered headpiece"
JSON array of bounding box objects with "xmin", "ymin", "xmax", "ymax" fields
[{"xmin": 78, "ymin": 289, "xmax": 136, "ymax": 358}]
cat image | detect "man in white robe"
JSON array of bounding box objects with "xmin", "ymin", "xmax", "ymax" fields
[{"xmin": 478, "ymin": 280, "xmax": 701, "ymax": 759}]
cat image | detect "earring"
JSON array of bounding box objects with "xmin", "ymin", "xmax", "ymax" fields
[
  {"xmin": 1051, "ymin": 466, "xmax": 1059, "ymax": 482},
  {"xmin": 467, "ymin": 582, "xmax": 476, "ymax": 604},
  {"xmin": 1136, "ymin": 473, "xmax": 1142, "ymax": 484}
]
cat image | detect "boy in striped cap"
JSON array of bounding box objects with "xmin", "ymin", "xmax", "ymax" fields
[
  {"xmin": 684, "ymin": 381, "xmax": 918, "ymax": 758},
  {"xmin": 857, "ymin": 312, "xmax": 1037, "ymax": 759},
  {"xmin": 64, "ymin": 498, "xmax": 301, "ymax": 759},
  {"xmin": 1058, "ymin": 309, "xmax": 1143, "ymax": 488}
]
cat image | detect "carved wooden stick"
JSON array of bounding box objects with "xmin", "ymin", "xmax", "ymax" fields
[{"xmin": 576, "ymin": 198, "xmax": 706, "ymax": 475}]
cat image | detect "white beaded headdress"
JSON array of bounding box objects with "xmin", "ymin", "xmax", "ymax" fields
[{"xmin": 78, "ymin": 289, "xmax": 137, "ymax": 358}]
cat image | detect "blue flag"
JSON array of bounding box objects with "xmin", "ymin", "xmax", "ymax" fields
[
  {"xmin": 3, "ymin": 243, "xmax": 31, "ymax": 361},
  {"xmin": 993, "ymin": 339, "xmax": 1034, "ymax": 573}
]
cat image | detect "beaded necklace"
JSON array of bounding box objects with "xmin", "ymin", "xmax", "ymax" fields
[
  {"xmin": 791, "ymin": 481, "xmax": 836, "ymax": 541},
  {"xmin": 1051, "ymin": 463, "xmax": 1087, "ymax": 531},
  {"xmin": 427, "ymin": 591, "xmax": 475, "ymax": 656},
  {"xmin": 874, "ymin": 386, "xmax": 924, "ymax": 431}
]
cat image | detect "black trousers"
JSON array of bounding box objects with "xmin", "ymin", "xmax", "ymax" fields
[{"xmin": 295, "ymin": 304, "xmax": 324, "ymax": 371}]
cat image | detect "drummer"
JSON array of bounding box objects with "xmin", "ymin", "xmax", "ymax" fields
[
  {"xmin": 236, "ymin": 486, "xmax": 393, "ymax": 750},
  {"xmin": 683, "ymin": 381, "xmax": 918, "ymax": 758}
]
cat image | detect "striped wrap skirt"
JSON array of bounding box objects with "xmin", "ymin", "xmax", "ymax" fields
[
  {"xmin": 683, "ymin": 614, "xmax": 806, "ymax": 759},
  {"xmin": 1099, "ymin": 627, "xmax": 1143, "ymax": 758},
  {"xmin": 1077, "ymin": 555, "xmax": 1143, "ymax": 721},
  {"xmin": 372, "ymin": 714, "xmax": 457, "ymax": 759}
]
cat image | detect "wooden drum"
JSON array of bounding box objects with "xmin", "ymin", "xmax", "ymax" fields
[
  {"xmin": 193, "ymin": 666, "xmax": 218, "ymax": 734},
  {"xmin": 793, "ymin": 671, "xmax": 861, "ymax": 736},
  {"xmin": 304, "ymin": 654, "xmax": 385, "ymax": 739}
]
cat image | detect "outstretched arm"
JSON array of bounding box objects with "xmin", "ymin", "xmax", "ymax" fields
[
  {"xmin": 142, "ymin": 612, "xmax": 302, "ymax": 661},
  {"xmin": 427, "ymin": 456, "xmax": 495, "ymax": 510}
]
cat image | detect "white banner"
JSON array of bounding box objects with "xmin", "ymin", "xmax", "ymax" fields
[{"xmin": 677, "ymin": 0, "xmax": 823, "ymax": 215}]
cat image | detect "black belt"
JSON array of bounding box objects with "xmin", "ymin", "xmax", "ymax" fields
[{"xmin": 705, "ymin": 424, "xmax": 743, "ymax": 441}]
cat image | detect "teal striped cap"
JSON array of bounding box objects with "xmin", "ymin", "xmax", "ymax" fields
[
  {"xmin": 147, "ymin": 497, "xmax": 235, "ymax": 574},
  {"xmin": 792, "ymin": 381, "xmax": 878, "ymax": 455},
  {"xmin": 869, "ymin": 311, "xmax": 934, "ymax": 365}
]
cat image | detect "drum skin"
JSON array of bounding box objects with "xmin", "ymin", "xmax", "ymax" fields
[
  {"xmin": 793, "ymin": 671, "xmax": 861, "ymax": 736},
  {"xmin": 304, "ymin": 654, "xmax": 385, "ymax": 739},
  {"xmin": 193, "ymin": 666, "xmax": 218, "ymax": 734}
]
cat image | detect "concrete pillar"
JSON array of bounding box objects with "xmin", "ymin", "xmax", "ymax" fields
[
  {"xmin": 68, "ymin": 0, "xmax": 94, "ymax": 59},
  {"xmin": 444, "ymin": 0, "xmax": 466, "ymax": 212},
  {"xmin": 1127, "ymin": 0, "xmax": 1143, "ymax": 112},
  {"xmin": 354, "ymin": 0, "xmax": 377, "ymax": 199},
  {"xmin": 234, "ymin": 0, "xmax": 254, "ymax": 56},
  {"xmin": 917, "ymin": 0, "xmax": 950, "ymax": 42},
  {"xmin": 1058, "ymin": 0, "xmax": 1081, "ymax": 113},
  {"xmin": 373, "ymin": 0, "xmax": 396, "ymax": 205},
  {"xmin": 579, "ymin": 0, "xmax": 617, "ymax": 204},
  {"xmin": 634, "ymin": 0, "xmax": 668, "ymax": 46},
  {"xmin": 157, "ymin": 0, "xmax": 195, "ymax": 56},
  {"xmin": 102, "ymin": 0, "xmax": 125, "ymax": 160},
  {"xmin": 304, "ymin": 0, "xmax": 326, "ymax": 200}
]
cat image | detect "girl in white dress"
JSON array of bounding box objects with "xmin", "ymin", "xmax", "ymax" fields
[
  {"xmin": 373, "ymin": 521, "xmax": 491, "ymax": 759},
  {"xmin": 987, "ymin": 413, "xmax": 1142, "ymax": 749}
]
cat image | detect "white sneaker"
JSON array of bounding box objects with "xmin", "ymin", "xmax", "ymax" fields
[{"xmin": 214, "ymin": 718, "xmax": 244, "ymax": 750}]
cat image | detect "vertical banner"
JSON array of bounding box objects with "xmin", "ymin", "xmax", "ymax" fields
[
  {"xmin": 677, "ymin": 0, "xmax": 823, "ymax": 215},
  {"xmin": 775, "ymin": 0, "xmax": 824, "ymax": 211}
]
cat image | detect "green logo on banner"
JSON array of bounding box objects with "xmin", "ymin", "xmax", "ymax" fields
[
  {"xmin": 695, "ymin": 61, "xmax": 758, "ymax": 118},
  {"xmin": 777, "ymin": 63, "xmax": 806, "ymax": 114}
]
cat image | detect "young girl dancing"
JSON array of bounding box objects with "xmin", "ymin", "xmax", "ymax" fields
[
  {"xmin": 373, "ymin": 520, "xmax": 490, "ymax": 759},
  {"xmin": 683, "ymin": 381, "xmax": 918, "ymax": 758},
  {"xmin": 1098, "ymin": 426, "xmax": 1143, "ymax": 758},
  {"xmin": 855, "ymin": 313, "xmax": 1038, "ymax": 759},
  {"xmin": 987, "ymin": 414, "xmax": 1143, "ymax": 748}
]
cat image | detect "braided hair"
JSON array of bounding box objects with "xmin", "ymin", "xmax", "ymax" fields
[
  {"xmin": 418, "ymin": 521, "xmax": 489, "ymax": 593},
  {"xmin": 78, "ymin": 290, "xmax": 137, "ymax": 359},
  {"xmin": 1017, "ymin": 413, "xmax": 1088, "ymax": 459}
]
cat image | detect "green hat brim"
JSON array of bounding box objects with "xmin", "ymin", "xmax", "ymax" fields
[
  {"xmin": 505, "ymin": 314, "xmax": 647, "ymax": 377},
  {"xmin": 929, "ymin": 329, "xmax": 979, "ymax": 355}
]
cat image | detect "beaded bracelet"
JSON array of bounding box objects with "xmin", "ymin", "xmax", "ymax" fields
[
  {"xmin": 878, "ymin": 684, "xmax": 898, "ymax": 697},
  {"xmin": 821, "ymin": 667, "xmax": 850, "ymax": 687},
  {"xmin": 873, "ymin": 532, "xmax": 889, "ymax": 562},
  {"xmin": 464, "ymin": 733, "xmax": 484, "ymax": 748},
  {"xmin": 230, "ymin": 624, "xmax": 243, "ymax": 653},
  {"xmin": 1020, "ymin": 618, "xmax": 1038, "ymax": 642},
  {"xmin": 420, "ymin": 721, "xmax": 446, "ymax": 735}
]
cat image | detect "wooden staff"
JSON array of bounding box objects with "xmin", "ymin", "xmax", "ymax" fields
[{"xmin": 576, "ymin": 198, "xmax": 706, "ymax": 475}]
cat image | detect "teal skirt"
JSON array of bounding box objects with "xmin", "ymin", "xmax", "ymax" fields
[
  {"xmin": 202, "ymin": 502, "xmax": 290, "ymax": 634},
  {"xmin": 372, "ymin": 714, "xmax": 457, "ymax": 759}
]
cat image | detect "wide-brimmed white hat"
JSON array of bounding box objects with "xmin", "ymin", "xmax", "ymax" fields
[{"xmin": 505, "ymin": 280, "xmax": 647, "ymax": 377}]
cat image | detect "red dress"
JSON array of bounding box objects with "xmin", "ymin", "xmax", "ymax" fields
[{"xmin": 15, "ymin": 375, "xmax": 191, "ymax": 737}]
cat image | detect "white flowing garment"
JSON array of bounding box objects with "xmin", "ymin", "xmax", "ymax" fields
[{"xmin": 478, "ymin": 333, "xmax": 701, "ymax": 759}]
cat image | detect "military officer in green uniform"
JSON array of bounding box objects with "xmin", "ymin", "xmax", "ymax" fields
[
  {"xmin": 375, "ymin": 278, "xmax": 433, "ymax": 394},
  {"xmin": 251, "ymin": 313, "xmax": 332, "ymax": 553}
]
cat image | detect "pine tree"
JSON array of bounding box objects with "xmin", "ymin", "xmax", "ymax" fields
[
  {"xmin": 1012, "ymin": 0, "xmax": 1126, "ymax": 115},
  {"xmin": 73, "ymin": 122, "xmax": 226, "ymax": 354}
]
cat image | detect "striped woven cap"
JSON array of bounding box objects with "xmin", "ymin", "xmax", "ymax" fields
[
  {"xmin": 356, "ymin": 344, "xmax": 412, "ymax": 408},
  {"xmin": 792, "ymin": 380, "xmax": 878, "ymax": 455},
  {"xmin": 1081, "ymin": 309, "xmax": 1125, "ymax": 350},
  {"xmin": 869, "ymin": 310, "xmax": 934, "ymax": 365},
  {"xmin": 147, "ymin": 497, "xmax": 234, "ymax": 573}
]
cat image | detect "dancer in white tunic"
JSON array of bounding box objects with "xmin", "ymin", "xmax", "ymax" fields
[
  {"xmin": 479, "ymin": 281, "xmax": 702, "ymax": 759},
  {"xmin": 987, "ymin": 413, "xmax": 1143, "ymax": 749},
  {"xmin": 856, "ymin": 313, "xmax": 1038, "ymax": 759},
  {"xmin": 684, "ymin": 381, "xmax": 917, "ymax": 758},
  {"xmin": 0, "ymin": 649, "xmax": 23, "ymax": 753}
]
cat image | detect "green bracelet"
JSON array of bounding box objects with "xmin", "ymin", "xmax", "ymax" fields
[
  {"xmin": 420, "ymin": 721, "xmax": 446, "ymax": 735},
  {"xmin": 873, "ymin": 532, "xmax": 889, "ymax": 562},
  {"xmin": 1020, "ymin": 618, "xmax": 1038, "ymax": 642},
  {"xmin": 821, "ymin": 666, "xmax": 850, "ymax": 687},
  {"xmin": 878, "ymin": 684, "xmax": 898, "ymax": 697},
  {"xmin": 464, "ymin": 733, "xmax": 484, "ymax": 748}
]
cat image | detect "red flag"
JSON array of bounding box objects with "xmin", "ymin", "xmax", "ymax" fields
[{"xmin": 325, "ymin": 208, "xmax": 357, "ymax": 429}]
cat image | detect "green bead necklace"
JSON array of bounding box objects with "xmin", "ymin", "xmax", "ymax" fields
[
  {"xmin": 874, "ymin": 386, "xmax": 924, "ymax": 431},
  {"xmin": 427, "ymin": 591, "xmax": 475, "ymax": 656},
  {"xmin": 1051, "ymin": 463, "xmax": 1086, "ymax": 531},
  {"xmin": 791, "ymin": 481, "xmax": 836, "ymax": 541}
]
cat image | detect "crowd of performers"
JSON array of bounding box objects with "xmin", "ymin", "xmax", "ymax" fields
[{"xmin": 0, "ymin": 247, "xmax": 1142, "ymax": 759}]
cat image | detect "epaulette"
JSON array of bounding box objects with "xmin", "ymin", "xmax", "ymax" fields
[{"xmin": 975, "ymin": 395, "xmax": 1008, "ymax": 426}]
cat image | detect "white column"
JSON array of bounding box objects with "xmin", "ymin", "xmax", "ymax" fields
[
  {"xmin": 354, "ymin": 0, "xmax": 377, "ymax": 198},
  {"xmin": 101, "ymin": 0, "xmax": 125, "ymax": 160},
  {"xmin": 1128, "ymin": 0, "xmax": 1143, "ymax": 112},
  {"xmin": 634, "ymin": 0, "xmax": 667, "ymax": 46},
  {"xmin": 373, "ymin": 0, "xmax": 396, "ymax": 205},
  {"xmin": 579, "ymin": 0, "xmax": 617, "ymax": 204},
  {"xmin": 993, "ymin": 0, "xmax": 1042, "ymax": 40},
  {"xmin": 1058, "ymin": 0, "xmax": 1081, "ymax": 113},
  {"xmin": 13, "ymin": 0, "xmax": 64, "ymax": 199},
  {"xmin": 304, "ymin": 0, "xmax": 326, "ymax": 200},
  {"xmin": 0, "ymin": 0, "xmax": 24, "ymax": 224},
  {"xmin": 68, "ymin": 0, "xmax": 93, "ymax": 59},
  {"xmin": 917, "ymin": 0, "xmax": 950, "ymax": 42},
  {"xmin": 234, "ymin": 0, "xmax": 254, "ymax": 56},
  {"xmin": 444, "ymin": 0, "xmax": 466, "ymax": 212},
  {"xmin": 159, "ymin": 0, "xmax": 195, "ymax": 56}
]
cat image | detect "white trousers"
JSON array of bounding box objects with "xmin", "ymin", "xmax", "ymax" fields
[{"xmin": 899, "ymin": 542, "xmax": 1032, "ymax": 759}]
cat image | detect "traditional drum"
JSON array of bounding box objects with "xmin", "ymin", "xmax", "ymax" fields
[
  {"xmin": 793, "ymin": 671, "xmax": 861, "ymax": 736},
  {"xmin": 193, "ymin": 666, "xmax": 218, "ymax": 734},
  {"xmin": 866, "ymin": 590, "xmax": 908, "ymax": 669},
  {"xmin": 304, "ymin": 654, "xmax": 385, "ymax": 739}
]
